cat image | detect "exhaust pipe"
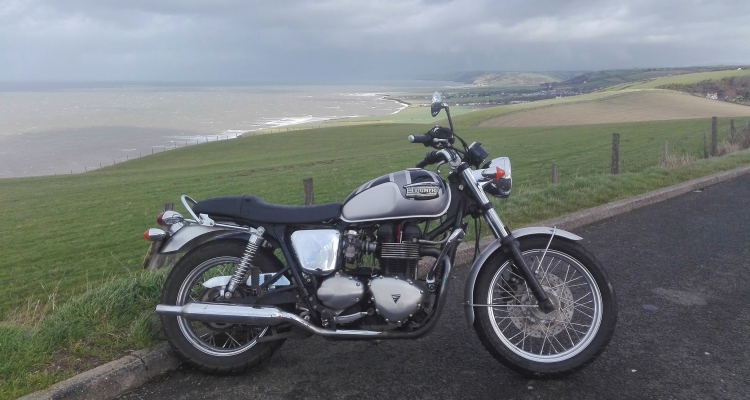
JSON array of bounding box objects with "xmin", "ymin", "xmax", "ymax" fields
[{"xmin": 156, "ymin": 303, "xmax": 387, "ymax": 339}]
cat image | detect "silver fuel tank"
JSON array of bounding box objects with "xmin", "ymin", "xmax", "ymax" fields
[{"xmin": 341, "ymin": 169, "xmax": 450, "ymax": 223}]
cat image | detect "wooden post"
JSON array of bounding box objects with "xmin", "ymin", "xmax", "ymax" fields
[
  {"xmin": 611, "ymin": 133, "xmax": 620, "ymax": 175},
  {"xmin": 303, "ymin": 178, "xmax": 314, "ymax": 205},
  {"xmin": 662, "ymin": 141, "xmax": 669, "ymax": 165},
  {"xmin": 143, "ymin": 203, "xmax": 179, "ymax": 270},
  {"xmin": 704, "ymin": 132, "xmax": 709, "ymax": 158},
  {"xmin": 551, "ymin": 164, "xmax": 559, "ymax": 184},
  {"xmin": 711, "ymin": 117, "xmax": 718, "ymax": 157},
  {"xmin": 729, "ymin": 119, "xmax": 736, "ymax": 144}
]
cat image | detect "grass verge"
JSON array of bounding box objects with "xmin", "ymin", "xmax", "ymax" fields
[
  {"xmin": 0, "ymin": 269, "xmax": 166, "ymax": 400},
  {"xmin": 3, "ymin": 149, "xmax": 750, "ymax": 399}
]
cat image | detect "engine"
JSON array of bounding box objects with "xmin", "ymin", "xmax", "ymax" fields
[{"xmin": 315, "ymin": 222, "xmax": 431, "ymax": 326}]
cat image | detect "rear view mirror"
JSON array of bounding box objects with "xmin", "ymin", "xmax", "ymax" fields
[{"xmin": 431, "ymin": 91, "xmax": 444, "ymax": 117}]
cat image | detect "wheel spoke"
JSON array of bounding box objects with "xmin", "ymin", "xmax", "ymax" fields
[{"xmin": 487, "ymin": 248, "xmax": 604, "ymax": 363}]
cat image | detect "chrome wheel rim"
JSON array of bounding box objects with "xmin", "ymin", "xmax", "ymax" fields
[
  {"xmin": 176, "ymin": 256, "xmax": 268, "ymax": 357},
  {"xmin": 487, "ymin": 249, "xmax": 602, "ymax": 363}
]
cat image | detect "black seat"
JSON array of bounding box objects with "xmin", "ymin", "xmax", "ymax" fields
[{"xmin": 192, "ymin": 195, "xmax": 342, "ymax": 224}]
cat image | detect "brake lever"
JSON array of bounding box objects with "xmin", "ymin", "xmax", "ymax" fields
[{"xmin": 435, "ymin": 161, "xmax": 446, "ymax": 174}]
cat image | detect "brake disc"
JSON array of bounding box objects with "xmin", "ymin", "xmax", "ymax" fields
[{"xmin": 508, "ymin": 273, "xmax": 574, "ymax": 338}]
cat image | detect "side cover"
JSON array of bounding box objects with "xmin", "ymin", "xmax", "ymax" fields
[{"xmin": 462, "ymin": 227, "xmax": 583, "ymax": 328}]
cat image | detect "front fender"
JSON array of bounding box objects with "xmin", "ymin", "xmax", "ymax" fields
[
  {"xmin": 160, "ymin": 225, "xmax": 244, "ymax": 254},
  {"xmin": 462, "ymin": 227, "xmax": 582, "ymax": 328}
]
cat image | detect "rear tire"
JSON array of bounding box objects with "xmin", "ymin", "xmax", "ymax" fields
[
  {"xmin": 160, "ymin": 239, "xmax": 286, "ymax": 375},
  {"xmin": 473, "ymin": 237, "xmax": 617, "ymax": 377}
]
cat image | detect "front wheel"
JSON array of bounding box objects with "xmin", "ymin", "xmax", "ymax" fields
[{"xmin": 473, "ymin": 236, "xmax": 617, "ymax": 377}]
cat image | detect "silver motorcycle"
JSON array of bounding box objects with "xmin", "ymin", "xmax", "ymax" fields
[{"xmin": 145, "ymin": 92, "xmax": 617, "ymax": 377}]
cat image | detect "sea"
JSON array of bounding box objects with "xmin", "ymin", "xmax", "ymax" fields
[{"xmin": 0, "ymin": 81, "xmax": 454, "ymax": 178}]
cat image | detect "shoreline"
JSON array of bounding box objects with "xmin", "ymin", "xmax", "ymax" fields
[{"xmin": 0, "ymin": 93, "xmax": 414, "ymax": 180}]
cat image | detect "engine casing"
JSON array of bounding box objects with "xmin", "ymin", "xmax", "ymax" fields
[
  {"xmin": 369, "ymin": 276, "xmax": 429, "ymax": 323},
  {"xmin": 317, "ymin": 272, "xmax": 364, "ymax": 310}
]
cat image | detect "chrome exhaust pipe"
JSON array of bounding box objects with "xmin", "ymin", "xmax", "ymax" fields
[{"xmin": 155, "ymin": 303, "xmax": 387, "ymax": 338}]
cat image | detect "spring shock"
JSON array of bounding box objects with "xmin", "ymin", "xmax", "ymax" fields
[{"xmin": 224, "ymin": 226, "xmax": 265, "ymax": 299}]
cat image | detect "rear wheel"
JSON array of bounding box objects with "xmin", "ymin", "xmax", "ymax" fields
[
  {"xmin": 160, "ymin": 239, "xmax": 286, "ymax": 375},
  {"xmin": 473, "ymin": 237, "xmax": 617, "ymax": 377}
]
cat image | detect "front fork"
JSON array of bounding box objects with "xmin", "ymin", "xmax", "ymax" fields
[{"xmin": 459, "ymin": 166, "xmax": 556, "ymax": 313}]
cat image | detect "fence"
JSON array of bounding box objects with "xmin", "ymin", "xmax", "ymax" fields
[{"xmin": 538, "ymin": 117, "xmax": 750, "ymax": 186}]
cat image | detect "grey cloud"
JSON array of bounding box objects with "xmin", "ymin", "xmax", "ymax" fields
[{"xmin": 0, "ymin": 0, "xmax": 748, "ymax": 82}]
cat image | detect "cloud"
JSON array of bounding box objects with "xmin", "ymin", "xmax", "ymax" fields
[{"xmin": 0, "ymin": 0, "xmax": 749, "ymax": 81}]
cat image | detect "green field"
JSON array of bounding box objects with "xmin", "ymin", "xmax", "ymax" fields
[
  {"xmin": 605, "ymin": 69, "xmax": 750, "ymax": 91},
  {"xmin": 2, "ymin": 96, "xmax": 750, "ymax": 397},
  {"xmin": 1, "ymin": 115, "xmax": 747, "ymax": 317}
]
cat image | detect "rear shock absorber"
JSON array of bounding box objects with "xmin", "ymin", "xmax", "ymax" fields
[{"xmin": 224, "ymin": 226, "xmax": 265, "ymax": 299}]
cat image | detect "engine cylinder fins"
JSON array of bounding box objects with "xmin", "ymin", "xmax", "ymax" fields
[{"xmin": 379, "ymin": 243, "xmax": 421, "ymax": 259}]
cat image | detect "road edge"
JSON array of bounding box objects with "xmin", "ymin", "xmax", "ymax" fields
[{"xmin": 20, "ymin": 163, "xmax": 750, "ymax": 400}]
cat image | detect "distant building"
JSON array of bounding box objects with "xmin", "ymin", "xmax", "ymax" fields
[{"xmin": 706, "ymin": 93, "xmax": 718, "ymax": 100}]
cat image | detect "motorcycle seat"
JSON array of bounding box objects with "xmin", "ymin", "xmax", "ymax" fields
[{"xmin": 192, "ymin": 195, "xmax": 342, "ymax": 224}]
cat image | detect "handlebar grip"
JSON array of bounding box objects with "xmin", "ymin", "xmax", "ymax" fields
[{"xmin": 408, "ymin": 134, "xmax": 431, "ymax": 144}]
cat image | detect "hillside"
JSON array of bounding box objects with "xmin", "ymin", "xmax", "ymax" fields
[
  {"xmin": 425, "ymin": 71, "xmax": 567, "ymax": 86},
  {"xmin": 606, "ymin": 68, "xmax": 750, "ymax": 91},
  {"xmin": 477, "ymin": 90, "xmax": 750, "ymax": 128}
]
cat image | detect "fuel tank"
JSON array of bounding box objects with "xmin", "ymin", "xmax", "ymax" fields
[{"xmin": 341, "ymin": 169, "xmax": 450, "ymax": 223}]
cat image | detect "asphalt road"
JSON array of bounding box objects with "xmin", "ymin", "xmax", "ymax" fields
[{"xmin": 119, "ymin": 174, "xmax": 750, "ymax": 400}]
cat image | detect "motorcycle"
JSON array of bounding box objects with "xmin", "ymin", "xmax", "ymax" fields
[{"xmin": 145, "ymin": 92, "xmax": 617, "ymax": 377}]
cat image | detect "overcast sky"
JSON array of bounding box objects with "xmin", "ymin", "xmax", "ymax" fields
[{"xmin": 1, "ymin": 0, "xmax": 749, "ymax": 82}]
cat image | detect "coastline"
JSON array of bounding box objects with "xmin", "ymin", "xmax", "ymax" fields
[{"xmin": 0, "ymin": 89, "xmax": 414, "ymax": 179}]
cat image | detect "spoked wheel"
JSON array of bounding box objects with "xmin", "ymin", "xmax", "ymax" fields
[
  {"xmin": 473, "ymin": 237, "xmax": 617, "ymax": 377},
  {"xmin": 160, "ymin": 239, "xmax": 286, "ymax": 375}
]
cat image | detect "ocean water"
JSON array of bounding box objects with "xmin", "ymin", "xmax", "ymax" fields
[{"xmin": 0, "ymin": 83, "xmax": 440, "ymax": 178}]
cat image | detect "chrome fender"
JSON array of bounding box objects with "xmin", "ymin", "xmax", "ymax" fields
[
  {"xmin": 160, "ymin": 225, "xmax": 243, "ymax": 254},
  {"xmin": 463, "ymin": 227, "xmax": 582, "ymax": 328}
]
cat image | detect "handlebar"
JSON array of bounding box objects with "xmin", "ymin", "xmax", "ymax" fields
[
  {"xmin": 408, "ymin": 134, "xmax": 431, "ymax": 144},
  {"xmin": 415, "ymin": 151, "xmax": 444, "ymax": 169}
]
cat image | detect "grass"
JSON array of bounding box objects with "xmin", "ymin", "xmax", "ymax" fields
[
  {"xmin": 0, "ymin": 269, "xmax": 166, "ymax": 400},
  {"xmin": 476, "ymin": 90, "xmax": 750, "ymax": 127},
  {"xmin": 1, "ymin": 117, "xmax": 747, "ymax": 317},
  {"xmin": 605, "ymin": 69, "xmax": 750, "ymax": 90},
  {"xmin": 4, "ymin": 148, "xmax": 750, "ymax": 399},
  {"xmin": 1, "ymin": 101, "xmax": 750, "ymax": 397}
]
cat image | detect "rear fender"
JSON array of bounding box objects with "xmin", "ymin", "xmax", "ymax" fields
[
  {"xmin": 160, "ymin": 225, "xmax": 244, "ymax": 254},
  {"xmin": 462, "ymin": 227, "xmax": 582, "ymax": 328}
]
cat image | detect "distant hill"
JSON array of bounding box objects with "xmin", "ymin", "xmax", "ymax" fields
[
  {"xmin": 475, "ymin": 89, "xmax": 750, "ymax": 128},
  {"xmin": 424, "ymin": 71, "xmax": 578, "ymax": 86},
  {"xmin": 561, "ymin": 67, "xmax": 750, "ymax": 91}
]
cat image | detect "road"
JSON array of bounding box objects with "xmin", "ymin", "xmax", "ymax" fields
[{"xmin": 119, "ymin": 174, "xmax": 750, "ymax": 399}]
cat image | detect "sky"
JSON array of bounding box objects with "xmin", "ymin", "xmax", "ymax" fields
[{"xmin": 1, "ymin": 0, "xmax": 749, "ymax": 83}]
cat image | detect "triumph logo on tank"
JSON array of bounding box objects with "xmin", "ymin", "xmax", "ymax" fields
[
  {"xmin": 391, "ymin": 294, "xmax": 401, "ymax": 304},
  {"xmin": 404, "ymin": 183, "xmax": 440, "ymax": 199}
]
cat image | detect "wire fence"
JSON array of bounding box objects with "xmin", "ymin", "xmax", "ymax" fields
[{"xmin": 519, "ymin": 117, "xmax": 750, "ymax": 189}]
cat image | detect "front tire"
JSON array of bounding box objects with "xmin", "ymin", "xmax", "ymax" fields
[
  {"xmin": 160, "ymin": 239, "xmax": 286, "ymax": 375},
  {"xmin": 473, "ymin": 237, "xmax": 617, "ymax": 377}
]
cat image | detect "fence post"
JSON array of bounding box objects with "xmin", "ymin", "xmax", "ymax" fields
[
  {"xmin": 303, "ymin": 178, "xmax": 314, "ymax": 205},
  {"xmin": 143, "ymin": 203, "xmax": 179, "ymax": 270},
  {"xmin": 729, "ymin": 119, "xmax": 736, "ymax": 144},
  {"xmin": 662, "ymin": 141, "xmax": 669, "ymax": 165},
  {"xmin": 551, "ymin": 164, "xmax": 559, "ymax": 184},
  {"xmin": 711, "ymin": 117, "xmax": 718, "ymax": 156},
  {"xmin": 704, "ymin": 132, "xmax": 709, "ymax": 158},
  {"xmin": 611, "ymin": 133, "xmax": 620, "ymax": 175}
]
